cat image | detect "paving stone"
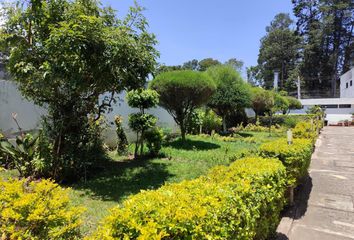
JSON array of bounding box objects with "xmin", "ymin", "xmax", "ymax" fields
[{"xmin": 277, "ymin": 127, "xmax": 354, "ymax": 240}]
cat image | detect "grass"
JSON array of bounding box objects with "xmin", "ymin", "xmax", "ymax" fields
[{"xmin": 0, "ymin": 131, "xmax": 283, "ymax": 236}]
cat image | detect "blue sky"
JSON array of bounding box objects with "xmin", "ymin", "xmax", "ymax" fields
[{"xmin": 103, "ymin": 0, "xmax": 294, "ymax": 73}]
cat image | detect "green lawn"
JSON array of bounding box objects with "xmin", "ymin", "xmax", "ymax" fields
[{"xmin": 0, "ymin": 131, "xmax": 283, "ymax": 236}]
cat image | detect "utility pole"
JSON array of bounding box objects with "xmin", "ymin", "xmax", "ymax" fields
[
  {"xmin": 274, "ymin": 70, "xmax": 279, "ymax": 91},
  {"xmin": 297, "ymin": 75, "xmax": 301, "ymax": 100}
]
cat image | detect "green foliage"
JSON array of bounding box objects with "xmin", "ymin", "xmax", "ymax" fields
[
  {"xmin": 0, "ymin": 133, "xmax": 41, "ymax": 177},
  {"xmin": 250, "ymin": 87, "xmax": 274, "ymax": 121},
  {"xmin": 126, "ymin": 89, "xmax": 159, "ymax": 110},
  {"xmin": 150, "ymin": 70, "xmax": 216, "ymax": 140},
  {"xmin": 0, "ymin": 0, "xmax": 158, "ymax": 179},
  {"xmin": 287, "ymin": 96, "xmax": 302, "ymax": 111},
  {"xmin": 257, "ymin": 13, "xmax": 302, "ymax": 90},
  {"xmin": 90, "ymin": 157, "xmax": 286, "ymax": 240},
  {"xmin": 259, "ymin": 138, "xmax": 313, "ymax": 186},
  {"xmin": 128, "ymin": 113, "xmax": 157, "ymax": 133},
  {"xmin": 0, "ymin": 178, "xmax": 84, "ymax": 239},
  {"xmin": 198, "ymin": 58, "xmax": 222, "ymax": 71},
  {"xmin": 126, "ymin": 88, "xmax": 159, "ymax": 158},
  {"xmin": 187, "ymin": 109, "xmax": 222, "ymax": 134},
  {"xmin": 293, "ymin": 121, "xmax": 318, "ymax": 141},
  {"xmin": 202, "ymin": 109, "xmax": 223, "ymax": 134},
  {"xmin": 144, "ymin": 127, "xmax": 164, "ymax": 156},
  {"xmin": 114, "ymin": 115, "xmax": 128, "ymax": 155},
  {"xmin": 207, "ymin": 65, "xmax": 251, "ymax": 132},
  {"xmin": 293, "ymin": 0, "xmax": 353, "ymax": 93}
]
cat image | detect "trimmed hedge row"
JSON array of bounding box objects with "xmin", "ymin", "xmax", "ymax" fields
[
  {"xmin": 259, "ymin": 138, "xmax": 313, "ymax": 187},
  {"xmin": 248, "ymin": 114, "xmax": 315, "ymax": 128},
  {"xmin": 90, "ymin": 157, "xmax": 287, "ymax": 240},
  {"xmin": 0, "ymin": 178, "xmax": 84, "ymax": 240}
]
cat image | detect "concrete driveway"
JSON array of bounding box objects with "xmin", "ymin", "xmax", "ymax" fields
[{"xmin": 277, "ymin": 126, "xmax": 354, "ymax": 240}]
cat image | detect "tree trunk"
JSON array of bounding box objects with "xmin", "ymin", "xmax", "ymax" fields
[
  {"xmin": 222, "ymin": 115, "xmax": 227, "ymax": 133},
  {"xmin": 255, "ymin": 112, "xmax": 258, "ymax": 124},
  {"xmin": 269, "ymin": 113, "xmax": 273, "ymax": 136},
  {"xmin": 140, "ymin": 130, "xmax": 144, "ymax": 157},
  {"xmin": 180, "ymin": 124, "xmax": 186, "ymax": 142},
  {"xmin": 134, "ymin": 132, "xmax": 139, "ymax": 159}
]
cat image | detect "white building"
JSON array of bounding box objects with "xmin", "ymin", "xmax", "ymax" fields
[{"xmin": 299, "ymin": 67, "xmax": 354, "ymax": 124}]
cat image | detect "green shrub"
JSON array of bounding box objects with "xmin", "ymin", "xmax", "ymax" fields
[
  {"xmin": 249, "ymin": 115, "xmax": 315, "ymax": 128},
  {"xmin": 144, "ymin": 127, "xmax": 164, "ymax": 156},
  {"xmin": 90, "ymin": 157, "xmax": 287, "ymax": 240},
  {"xmin": 292, "ymin": 121, "xmax": 318, "ymax": 141},
  {"xmin": 0, "ymin": 133, "xmax": 41, "ymax": 177},
  {"xmin": 203, "ymin": 109, "xmax": 222, "ymax": 134},
  {"xmin": 0, "ymin": 178, "xmax": 84, "ymax": 239},
  {"xmin": 259, "ymin": 138, "xmax": 313, "ymax": 186},
  {"xmin": 150, "ymin": 70, "xmax": 216, "ymax": 141}
]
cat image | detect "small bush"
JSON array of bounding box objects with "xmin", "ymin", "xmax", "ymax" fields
[
  {"xmin": 292, "ymin": 121, "xmax": 318, "ymax": 141},
  {"xmin": 90, "ymin": 157, "xmax": 287, "ymax": 240},
  {"xmin": 259, "ymin": 138, "xmax": 313, "ymax": 186},
  {"xmin": 0, "ymin": 178, "xmax": 84, "ymax": 239},
  {"xmin": 144, "ymin": 127, "xmax": 164, "ymax": 156},
  {"xmin": 244, "ymin": 123, "xmax": 283, "ymax": 133}
]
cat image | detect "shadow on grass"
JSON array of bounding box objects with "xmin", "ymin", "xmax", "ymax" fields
[
  {"xmin": 164, "ymin": 138, "xmax": 220, "ymax": 151},
  {"xmin": 237, "ymin": 132, "xmax": 254, "ymax": 138},
  {"xmin": 70, "ymin": 158, "xmax": 172, "ymax": 202}
]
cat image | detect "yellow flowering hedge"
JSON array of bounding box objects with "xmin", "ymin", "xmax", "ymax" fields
[
  {"xmin": 0, "ymin": 178, "xmax": 84, "ymax": 240},
  {"xmin": 292, "ymin": 121, "xmax": 318, "ymax": 141},
  {"xmin": 259, "ymin": 138, "xmax": 313, "ymax": 187},
  {"xmin": 90, "ymin": 157, "xmax": 287, "ymax": 240}
]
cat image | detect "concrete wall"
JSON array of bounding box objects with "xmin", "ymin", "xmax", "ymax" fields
[
  {"xmin": 0, "ymin": 80, "xmax": 178, "ymax": 146},
  {"xmin": 0, "ymin": 80, "xmax": 46, "ymax": 136},
  {"xmin": 340, "ymin": 67, "xmax": 354, "ymax": 98}
]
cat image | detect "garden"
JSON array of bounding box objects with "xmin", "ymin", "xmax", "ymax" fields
[{"xmin": 0, "ymin": 1, "xmax": 325, "ymax": 239}]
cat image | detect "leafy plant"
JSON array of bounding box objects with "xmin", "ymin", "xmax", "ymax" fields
[
  {"xmin": 114, "ymin": 115, "xmax": 128, "ymax": 155},
  {"xmin": 0, "ymin": 178, "xmax": 84, "ymax": 239},
  {"xmin": 127, "ymin": 88, "xmax": 159, "ymax": 158},
  {"xmin": 144, "ymin": 127, "xmax": 164, "ymax": 156},
  {"xmin": 90, "ymin": 157, "xmax": 286, "ymax": 240},
  {"xmin": 1, "ymin": 0, "xmax": 158, "ymax": 179},
  {"xmin": 259, "ymin": 138, "xmax": 313, "ymax": 186},
  {"xmin": 0, "ymin": 133, "xmax": 41, "ymax": 177},
  {"xmin": 207, "ymin": 65, "xmax": 251, "ymax": 132}
]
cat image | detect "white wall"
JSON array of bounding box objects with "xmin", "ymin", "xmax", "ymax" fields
[
  {"xmin": 0, "ymin": 80, "xmax": 177, "ymax": 146},
  {"xmin": 340, "ymin": 68, "xmax": 354, "ymax": 98},
  {"xmin": 0, "ymin": 80, "xmax": 46, "ymax": 136}
]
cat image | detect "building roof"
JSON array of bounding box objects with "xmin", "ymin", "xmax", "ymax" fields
[{"xmin": 300, "ymin": 98, "xmax": 354, "ymax": 105}]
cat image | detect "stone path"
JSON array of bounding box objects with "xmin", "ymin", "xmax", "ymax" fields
[{"xmin": 277, "ymin": 126, "xmax": 354, "ymax": 240}]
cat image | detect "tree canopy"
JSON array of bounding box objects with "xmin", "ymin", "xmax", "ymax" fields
[
  {"xmin": 0, "ymin": 0, "xmax": 158, "ymax": 179},
  {"xmin": 207, "ymin": 65, "xmax": 251, "ymax": 132},
  {"xmin": 257, "ymin": 13, "xmax": 302, "ymax": 91},
  {"xmin": 150, "ymin": 70, "xmax": 216, "ymax": 141}
]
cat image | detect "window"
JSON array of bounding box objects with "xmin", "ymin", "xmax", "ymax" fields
[
  {"xmin": 321, "ymin": 104, "xmax": 338, "ymax": 109},
  {"xmin": 351, "ymin": 80, "xmax": 353, "ymax": 87},
  {"xmin": 346, "ymin": 82, "xmax": 349, "ymax": 88},
  {"xmin": 339, "ymin": 104, "xmax": 351, "ymax": 108}
]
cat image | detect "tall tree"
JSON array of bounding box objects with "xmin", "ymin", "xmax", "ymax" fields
[
  {"xmin": 257, "ymin": 13, "xmax": 302, "ymax": 91},
  {"xmin": 198, "ymin": 58, "xmax": 221, "ymax": 71},
  {"xmin": 293, "ymin": 0, "xmax": 354, "ymax": 96},
  {"xmin": 224, "ymin": 58, "xmax": 244, "ymax": 72},
  {"xmin": 0, "ymin": 0, "xmax": 158, "ymax": 179}
]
